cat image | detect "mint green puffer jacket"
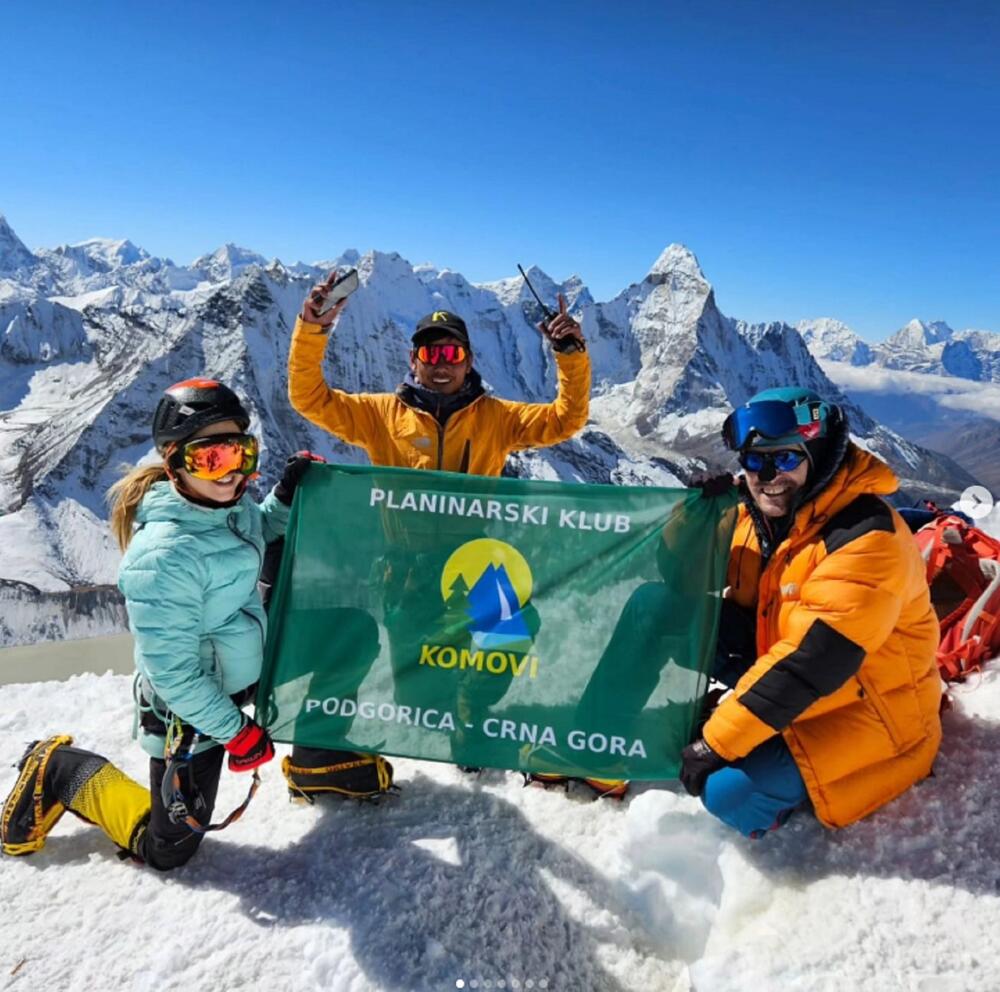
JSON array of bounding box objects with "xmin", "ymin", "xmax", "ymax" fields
[{"xmin": 118, "ymin": 482, "xmax": 289, "ymax": 755}]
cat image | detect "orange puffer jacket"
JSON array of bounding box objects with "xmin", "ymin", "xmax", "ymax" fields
[
  {"xmin": 703, "ymin": 444, "xmax": 942, "ymax": 828},
  {"xmin": 288, "ymin": 317, "xmax": 591, "ymax": 476}
]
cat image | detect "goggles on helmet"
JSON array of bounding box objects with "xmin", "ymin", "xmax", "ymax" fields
[
  {"xmin": 415, "ymin": 343, "xmax": 468, "ymax": 366},
  {"xmin": 721, "ymin": 398, "xmax": 838, "ymax": 451},
  {"xmin": 738, "ymin": 449, "xmax": 808, "ymax": 475},
  {"xmin": 170, "ymin": 433, "xmax": 259, "ymax": 481}
]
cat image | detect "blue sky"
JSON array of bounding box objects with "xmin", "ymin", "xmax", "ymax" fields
[{"xmin": 1, "ymin": 1, "xmax": 997, "ymax": 339}]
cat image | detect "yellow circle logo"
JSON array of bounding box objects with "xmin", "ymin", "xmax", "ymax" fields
[{"xmin": 440, "ymin": 538, "xmax": 532, "ymax": 605}]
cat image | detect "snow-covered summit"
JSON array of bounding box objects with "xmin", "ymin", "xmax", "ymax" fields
[
  {"xmin": 36, "ymin": 237, "xmax": 154, "ymax": 286},
  {"xmin": 0, "ymin": 214, "xmax": 982, "ymax": 643},
  {"xmin": 645, "ymin": 243, "xmax": 707, "ymax": 289},
  {"xmin": 797, "ymin": 317, "xmax": 874, "ymax": 366},
  {"xmin": 800, "ymin": 313, "xmax": 1000, "ymax": 385},
  {"xmin": 191, "ymin": 243, "xmax": 270, "ymax": 284},
  {"xmin": 0, "ymin": 214, "xmax": 38, "ymax": 276},
  {"xmin": 61, "ymin": 237, "xmax": 148, "ymax": 270},
  {"xmin": 894, "ymin": 317, "xmax": 954, "ymax": 347}
]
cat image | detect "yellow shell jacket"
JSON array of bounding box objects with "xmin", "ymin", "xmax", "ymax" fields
[
  {"xmin": 703, "ymin": 444, "xmax": 942, "ymax": 828},
  {"xmin": 288, "ymin": 317, "xmax": 591, "ymax": 475}
]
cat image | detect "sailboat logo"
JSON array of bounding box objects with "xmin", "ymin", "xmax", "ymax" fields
[{"xmin": 440, "ymin": 538, "xmax": 534, "ymax": 650}]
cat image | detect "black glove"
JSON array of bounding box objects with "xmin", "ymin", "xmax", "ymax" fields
[
  {"xmin": 691, "ymin": 473, "xmax": 736, "ymax": 498},
  {"xmin": 679, "ymin": 738, "xmax": 728, "ymax": 797},
  {"xmin": 550, "ymin": 332, "xmax": 586, "ymax": 353},
  {"xmin": 274, "ymin": 451, "xmax": 326, "ymax": 506}
]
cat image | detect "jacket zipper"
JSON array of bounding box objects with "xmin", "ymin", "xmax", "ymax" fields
[
  {"xmin": 398, "ymin": 394, "xmax": 484, "ymax": 472},
  {"xmin": 435, "ymin": 422, "xmax": 472, "ymax": 472},
  {"xmin": 856, "ymin": 670, "xmax": 905, "ymax": 750},
  {"xmin": 240, "ymin": 606, "xmax": 265, "ymax": 650},
  {"xmin": 227, "ymin": 513, "xmax": 263, "ymax": 573},
  {"xmin": 227, "ymin": 514, "xmax": 266, "ymax": 650}
]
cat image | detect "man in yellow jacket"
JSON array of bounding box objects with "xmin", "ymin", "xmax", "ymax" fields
[
  {"xmin": 288, "ymin": 272, "xmax": 591, "ymax": 474},
  {"xmin": 281, "ymin": 270, "xmax": 591, "ymax": 799},
  {"xmin": 680, "ymin": 387, "xmax": 942, "ymax": 835}
]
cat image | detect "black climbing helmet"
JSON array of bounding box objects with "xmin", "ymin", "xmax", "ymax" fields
[{"xmin": 152, "ymin": 378, "xmax": 251, "ymax": 453}]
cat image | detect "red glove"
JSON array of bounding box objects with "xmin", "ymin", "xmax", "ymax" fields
[{"xmin": 224, "ymin": 718, "xmax": 275, "ymax": 773}]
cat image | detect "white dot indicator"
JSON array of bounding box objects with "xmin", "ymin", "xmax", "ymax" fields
[
  {"xmin": 456, "ymin": 983, "xmax": 465, "ymax": 990},
  {"xmin": 959, "ymin": 485, "xmax": 995, "ymax": 521}
]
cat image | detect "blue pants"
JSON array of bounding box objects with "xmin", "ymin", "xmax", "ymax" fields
[
  {"xmin": 702, "ymin": 602, "xmax": 809, "ymax": 838},
  {"xmin": 702, "ymin": 735, "xmax": 808, "ymax": 838}
]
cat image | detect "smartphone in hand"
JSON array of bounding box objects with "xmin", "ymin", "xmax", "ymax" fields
[{"xmin": 316, "ymin": 269, "xmax": 360, "ymax": 314}]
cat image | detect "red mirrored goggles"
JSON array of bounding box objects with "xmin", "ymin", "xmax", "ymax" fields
[
  {"xmin": 169, "ymin": 433, "xmax": 259, "ymax": 481},
  {"xmin": 415, "ymin": 343, "xmax": 468, "ymax": 366}
]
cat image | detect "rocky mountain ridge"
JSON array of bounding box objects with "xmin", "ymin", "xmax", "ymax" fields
[
  {"xmin": 799, "ymin": 317, "xmax": 1000, "ymax": 382},
  {"xmin": 0, "ymin": 215, "xmax": 979, "ymax": 644}
]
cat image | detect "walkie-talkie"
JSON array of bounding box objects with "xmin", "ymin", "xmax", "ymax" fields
[{"xmin": 517, "ymin": 263, "xmax": 585, "ymax": 353}]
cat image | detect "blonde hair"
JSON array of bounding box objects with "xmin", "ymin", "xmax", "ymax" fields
[{"xmin": 107, "ymin": 463, "xmax": 169, "ymax": 551}]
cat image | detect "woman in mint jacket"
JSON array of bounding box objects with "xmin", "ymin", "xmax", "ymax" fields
[{"xmin": 1, "ymin": 379, "xmax": 312, "ymax": 869}]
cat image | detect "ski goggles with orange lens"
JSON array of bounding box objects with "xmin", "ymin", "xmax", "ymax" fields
[
  {"xmin": 415, "ymin": 343, "xmax": 468, "ymax": 365},
  {"xmin": 170, "ymin": 433, "xmax": 259, "ymax": 480}
]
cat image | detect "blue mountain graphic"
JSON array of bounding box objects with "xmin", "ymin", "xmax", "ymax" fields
[{"xmin": 465, "ymin": 563, "xmax": 531, "ymax": 648}]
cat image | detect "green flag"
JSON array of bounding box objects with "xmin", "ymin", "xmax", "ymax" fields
[{"xmin": 257, "ymin": 464, "xmax": 738, "ymax": 780}]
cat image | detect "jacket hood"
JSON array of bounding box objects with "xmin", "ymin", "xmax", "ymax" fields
[
  {"xmin": 804, "ymin": 443, "xmax": 898, "ymax": 517},
  {"xmin": 396, "ymin": 367, "xmax": 486, "ymax": 424},
  {"xmin": 741, "ymin": 443, "xmax": 898, "ymax": 561}
]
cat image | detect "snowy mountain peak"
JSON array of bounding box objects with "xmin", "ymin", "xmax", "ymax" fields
[
  {"xmin": 520, "ymin": 264, "xmax": 561, "ymax": 300},
  {"xmin": 894, "ymin": 318, "xmax": 954, "ymax": 347},
  {"xmin": 0, "ymin": 215, "xmax": 38, "ymax": 275},
  {"xmin": 192, "ymin": 243, "xmax": 269, "ymax": 283},
  {"xmin": 0, "ymin": 223, "xmax": 983, "ymax": 645},
  {"xmin": 645, "ymin": 244, "xmax": 708, "ymax": 287},
  {"xmin": 59, "ymin": 238, "xmax": 150, "ymax": 271},
  {"xmin": 797, "ymin": 317, "xmax": 874, "ymax": 366}
]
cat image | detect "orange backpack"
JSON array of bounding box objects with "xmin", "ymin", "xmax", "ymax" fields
[{"xmin": 913, "ymin": 513, "xmax": 1000, "ymax": 681}]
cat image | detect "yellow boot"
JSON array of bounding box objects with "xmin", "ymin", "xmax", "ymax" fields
[
  {"xmin": 1, "ymin": 737, "xmax": 150, "ymax": 857},
  {"xmin": 2, "ymin": 736, "xmax": 74, "ymax": 855}
]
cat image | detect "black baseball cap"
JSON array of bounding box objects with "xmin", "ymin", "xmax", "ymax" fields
[{"xmin": 412, "ymin": 310, "xmax": 471, "ymax": 348}]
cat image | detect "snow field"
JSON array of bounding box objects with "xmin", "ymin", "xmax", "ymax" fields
[{"xmin": 1, "ymin": 667, "xmax": 999, "ymax": 992}]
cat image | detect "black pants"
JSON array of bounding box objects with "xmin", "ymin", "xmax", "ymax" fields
[
  {"xmin": 713, "ymin": 599, "xmax": 758, "ymax": 688},
  {"xmin": 141, "ymin": 746, "xmax": 225, "ymax": 871}
]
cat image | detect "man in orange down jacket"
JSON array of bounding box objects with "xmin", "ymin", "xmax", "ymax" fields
[
  {"xmin": 281, "ymin": 269, "xmax": 591, "ymax": 800},
  {"xmin": 679, "ymin": 387, "xmax": 942, "ymax": 836}
]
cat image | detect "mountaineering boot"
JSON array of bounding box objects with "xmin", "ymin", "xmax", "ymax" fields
[
  {"xmin": 523, "ymin": 772, "xmax": 629, "ymax": 799},
  {"xmin": 582, "ymin": 777, "xmax": 629, "ymax": 800},
  {"xmin": 524, "ymin": 772, "xmax": 571, "ymax": 790},
  {"xmin": 2, "ymin": 736, "xmax": 74, "ymax": 855},
  {"xmin": 1, "ymin": 736, "xmax": 150, "ymax": 857},
  {"xmin": 48, "ymin": 744, "xmax": 152, "ymax": 854},
  {"xmin": 282, "ymin": 745, "xmax": 395, "ymax": 802}
]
